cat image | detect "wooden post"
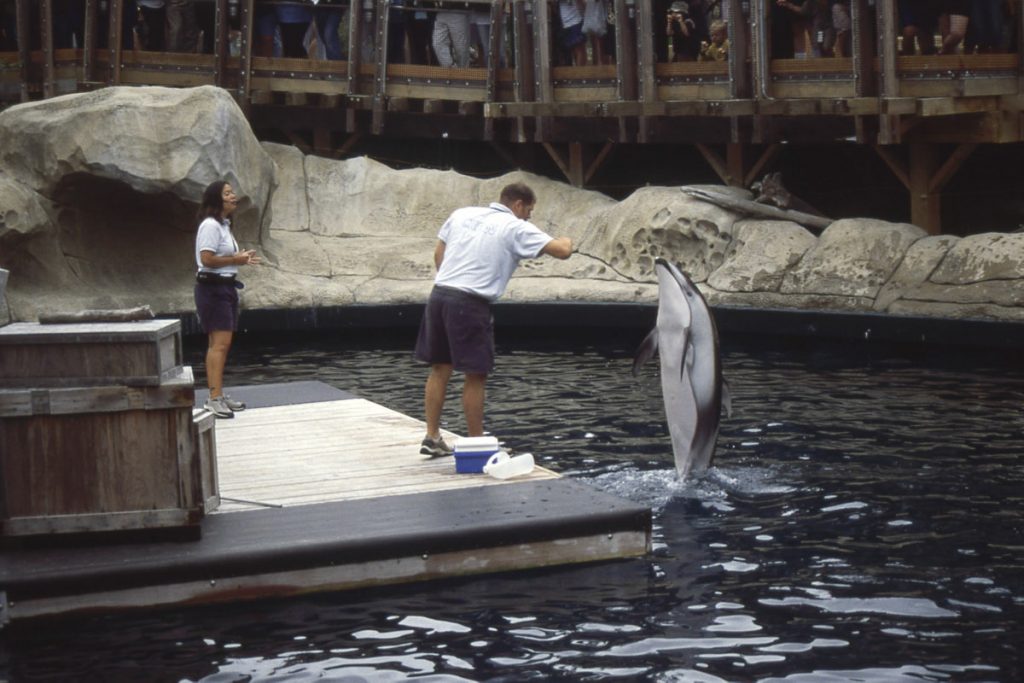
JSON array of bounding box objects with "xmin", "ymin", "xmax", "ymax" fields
[
  {"xmin": 484, "ymin": 0, "xmax": 505, "ymax": 141},
  {"xmin": 532, "ymin": 0, "xmax": 553, "ymax": 141},
  {"xmin": 512, "ymin": 0, "xmax": 534, "ymax": 143},
  {"xmin": 876, "ymin": 0, "xmax": 899, "ymax": 144},
  {"xmin": 909, "ymin": 143, "xmax": 939, "ymax": 234},
  {"xmin": 614, "ymin": 0, "xmax": 636, "ymax": 101},
  {"xmin": 726, "ymin": 0, "xmax": 749, "ymax": 99},
  {"xmin": 612, "ymin": 0, "xmax": 636, "ymax": 142},
  {"xmin": 237, "ymin": 0, "xmax": 253, "ymax": 109},
  {"xmin": 634, "ymin": 0, "xmax": 654, "ymax": 141},
  {"xmin": 213, "ymin": 0, "xmax": 229, "ymax": 87},
  {"xmin": 851, "ymin": 0, "xmax": 873, "ymax": 96},
  {"xmin": 371, "ymin": 0, "xmax": 390, "ymax": 135},
  {"xmin": 751, "ymin": 0, "xmax": 770, "ymax": 100},
  {"xmin": 82, "ymin": 0, "xmax": 99, "ymax": 87},
  {"xmin": 15, "ymin": 0, "xmax": 30, "ymax": 101},
  {"xmin": 40, "ymin": 0, "xmax": 55, "ymax": 99},
  {"xmin": 107, "ymin": 0, "xmax": 124, "ymax": 85}
]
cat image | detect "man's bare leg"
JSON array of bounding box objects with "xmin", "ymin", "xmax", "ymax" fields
[
  {"xmin": 463, "ymin": 372, "xmax": 487, "ymax": 436},
  {"xmin": 424, "ymin": 363, "xmax": 453, "ymax": 438}
]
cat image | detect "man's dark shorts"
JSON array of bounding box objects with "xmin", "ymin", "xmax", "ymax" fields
[
  {"xmin": 414, "ymin": 285, "xmax": 494, "ymax": 375},
  {"xmin": 194, "ymin": 282, "xmax": 240, "ymax": 333}
]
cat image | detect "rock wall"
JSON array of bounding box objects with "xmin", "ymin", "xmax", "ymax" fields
[{"xmin": 1, "ymin": 86, "xmax": 1023, "ymax": 323}]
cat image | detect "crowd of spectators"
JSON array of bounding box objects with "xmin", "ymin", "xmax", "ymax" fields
[{"xmin": 0, "ymin": 0, "xmax": 1017, "ymax": 65}]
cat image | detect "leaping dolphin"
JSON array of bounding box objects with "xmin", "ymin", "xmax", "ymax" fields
[{"xmin": 633, "ymin": 258, "xmax": 730, "ymax": 479}]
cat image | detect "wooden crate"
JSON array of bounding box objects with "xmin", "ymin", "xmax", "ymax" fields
[
  {"xmin": 0, "ymin": 367, "xmax": 211, "ymax": 536},
  {"xmin": 0, "ymin": 319, "xmax": 183, "ymax": 388},
  {"xmin": 193, "ymin": 408, "xmax": 220, "ymax": 513}
]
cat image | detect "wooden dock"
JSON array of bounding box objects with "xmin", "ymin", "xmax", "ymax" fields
[{"xmin": 0, "ymin": 381, "xmax": 651, "ymax": 624}]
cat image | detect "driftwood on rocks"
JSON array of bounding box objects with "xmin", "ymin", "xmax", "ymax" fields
[
  {"xmin": 680, "ymin": 186, "xmax": 832, "ymax": 231},
  {"xmin": 39, "ymin": 306, "xmax": 155, "ymax": 324}
]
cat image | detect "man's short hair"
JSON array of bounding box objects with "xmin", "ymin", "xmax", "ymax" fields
[{"xmin": 499, "ymin": 183, "xmax": 536, "ymax": 207}]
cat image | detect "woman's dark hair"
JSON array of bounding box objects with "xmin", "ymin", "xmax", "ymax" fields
[{"xmin": 198, "ymin": 180, "xmax": 228, "ymax": 222}]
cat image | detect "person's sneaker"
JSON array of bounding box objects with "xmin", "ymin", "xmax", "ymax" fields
[
  {"xmin": 420, "ymin": 435, "xmax": 453, "ymax": 457},
  {"xmin": 222, "ymin": 394, "xmax": 246, "ymax": 412},
  {"xmin": 204, "ymin": 396, "xmax": 235, "ymax": 419}
]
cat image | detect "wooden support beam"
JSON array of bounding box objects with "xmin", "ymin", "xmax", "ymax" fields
[
  {"xmin": 851, "ymin": 0, "xmax": 874, "ymax": 96},
  {"xmin": 237, "ymin": 0, "xmax": 254, "ymax": 108},
  {"xmin": 584, "ymin": 141, "xmax": 614, "ymax": 184},
  {"xmin": 336, "ymin": 133, "xmax": 363, "ymax": 158},
  {"xmin": 542, "ymin": 142, "xmax": 571, "ymax": 183},
  {"xmin": 532, "ymin": 0, "xmax": 554, "ymax": 141},
  {"xmin": 928, "ymin": 143, "xmax": 976, "ymax": 194},
  {"xmin": 107, "ymin": 0, "xmax": 124, "ymax": 86},
  {"xmin": 909, "ymin": 143, "xmax": 940, "ymax": 234},
  {"xmin": 696, "ymin": 143, "xmax": 732, "ymax": 185},
  {"xmin": 541, "ymin": 142, "xmax": 587, "ymax": 187},
  {"xmin": 346, "ymin": 0, "xmax": 364, "ymax": 98},
  {"xmin": 726, "ymin": 0, "xmax": 750, "ymax": 99},
  {"xmin": 313, "ymin": 126, "xmax": 331, "ymax": 155},
  {"xmin": 82, "ymin": 0, "xmax": 99, "ymax": 87},
  {"xmin": 751, "ymin": 0, "xmax": 771, "ymax": 100},
  {"xmin": 635, "ymin": 0, "xmax": 655, "ymax": 104},
  {"xmin": 213, "ymin": 0, "xmax": 229, "ymax": 87},
  {"xmin": 483, "ymin": 0, "xmax": 505, "ymax": 141},
  {"xmin": 15, "ymin": 0, "xmax": 29, "ymax": 101},
  {"xmin": 872, "ymin": 144, "xmax": 910, "ymax": 190},
  {"xmin": 568, "ymin": 142, "xmax": 583, "ymax": 186},
  {"xmin": 726, "ymin": 144, "xmax": 745, "ymax": 187},
  {"xmin": 876, "ymin": 0, "xmax": 899, "ymax": 144},
  {"xmin": 614, "ymin": 0, "xmax": 637, "ymax": 101},
  {"xmin": 512, "ymin": 0, "xmax": 534, "ymax": 144},
  {"xmin": 743, "ymin": 144, "xmax": 782, "ymax": 188},
  {"xmin": 372, "ymin": 0, "xmax": 390, "ymax": 135},
  {"xmin": 40, "ymin": 0, "xmax": 55, "ymax": 99}
]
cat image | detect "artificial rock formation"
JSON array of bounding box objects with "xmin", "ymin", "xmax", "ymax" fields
[{"xmin": 1, "ymin": 85, "xmax": 1023, "ymax": 323}]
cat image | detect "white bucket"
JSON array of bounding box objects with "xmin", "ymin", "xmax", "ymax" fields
[{"xmin": 483, "ymin": 452, "xmax": 535, "ymax": 479}]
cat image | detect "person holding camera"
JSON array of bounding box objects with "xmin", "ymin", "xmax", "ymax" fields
[{"xmin": 666, "ymin": 1, "xmax": 699, "ymax": 61}]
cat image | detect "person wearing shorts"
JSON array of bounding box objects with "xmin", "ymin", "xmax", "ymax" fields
[
  {"xmin": 194, "ymin": 180, "xmax": 261, "ymax": 419},
  {"xmin": 413, "ymin": 183, "xmax": 574, "ymax": 456}
]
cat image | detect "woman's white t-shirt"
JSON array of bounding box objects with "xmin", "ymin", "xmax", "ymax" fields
[{"xmin": 195, "ymin": 217, "xmax": 239, "ymax": 276}]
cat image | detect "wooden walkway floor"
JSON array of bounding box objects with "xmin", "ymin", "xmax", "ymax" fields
[
  {"xmin": 213, "ymin": 388, "xmax": 556, "ymax": 513},
  {"xmin": 0, "ymin": 382, "xmax": 650, "ymax": 624}
]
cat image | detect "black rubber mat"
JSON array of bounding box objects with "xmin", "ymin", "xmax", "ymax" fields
[{"xmin": 194, "ymin": 380, "xmax": 356, "ymax": 410}]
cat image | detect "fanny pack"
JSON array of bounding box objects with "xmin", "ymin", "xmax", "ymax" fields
[{"xmin": 196, "ymin": 271, "xmax": 244, "ymax": 289}]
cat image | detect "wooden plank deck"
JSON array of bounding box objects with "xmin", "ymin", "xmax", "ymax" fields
[
  {"xmin": 0, "ymin": 382, "xmax": 650, "ymax": 624},
  {"xmin": 213, "ymin": 388, "xmax": 557, "ymax": 513}
]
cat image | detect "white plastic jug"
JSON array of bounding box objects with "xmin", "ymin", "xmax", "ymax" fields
[{"xmin": 483, "ymin": 452, "xmax": 535, "ymax": 479}]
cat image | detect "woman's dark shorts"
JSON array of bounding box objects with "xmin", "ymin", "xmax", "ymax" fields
[
  {"xmin": 194, "ymin": 282, "xmax": 240, "ymax": 333},
  {"xmin": 560, "ymin": 22, "xmax": 586, "ymax": 51},
  {"xmin": 414, "ymin": 285, "xmax": 494, "ymax": 375}
]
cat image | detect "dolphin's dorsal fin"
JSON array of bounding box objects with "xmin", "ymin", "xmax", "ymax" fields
[
  {"xmin": 721, "ymin": 377, "xmax": 733, "ymax": 418},
  {"xmin": 631, "ymin": 328, "xmax": 659, "ymax": 377}
]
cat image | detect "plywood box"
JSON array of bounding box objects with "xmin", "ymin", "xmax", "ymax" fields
[
  {"xmin": 0, "ymin": 367, "xmax": 215, "ymax": 536},
  {"xmin": 0, "ymin": 320, "xmax": 183, "ymax": 388}
]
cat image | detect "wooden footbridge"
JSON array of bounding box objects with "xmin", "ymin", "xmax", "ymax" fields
[{"xmin": 3, "ymin": 0, "xmax": 1024, "ymax": 233}]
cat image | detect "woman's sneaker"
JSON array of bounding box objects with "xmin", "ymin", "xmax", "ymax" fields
[
  {"xmin": 420, "ymin": 435, "xmax": 453, "ymax": 457},
  {"xmin": 222, "ymin": 394, "xmax": 246, "ymax": 412},
  {"xmin": 204, "ymin": 396, "xmax": 235, "ymax": 419}
]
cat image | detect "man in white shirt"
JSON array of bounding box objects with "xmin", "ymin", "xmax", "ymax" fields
[{"xmin": 414, "ymin": 183, "xmax": 573, "ymax": 456}]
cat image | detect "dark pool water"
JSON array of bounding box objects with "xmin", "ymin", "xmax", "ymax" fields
[{"xmin": 3, "ymin": 330, "xmax": 1023, "ymax": 682}]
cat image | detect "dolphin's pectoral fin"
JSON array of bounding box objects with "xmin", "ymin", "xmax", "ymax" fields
[
  {"xmin": 632, "ymin": 328, "xmax": 659, "ymax": 377},
  {"xmin": 680, "ymin": 337, "xmax": 695, "ymax": 381},
  {"xmin": 721, "ymin": 377, "xmax": 733, "ymax": 418}
]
